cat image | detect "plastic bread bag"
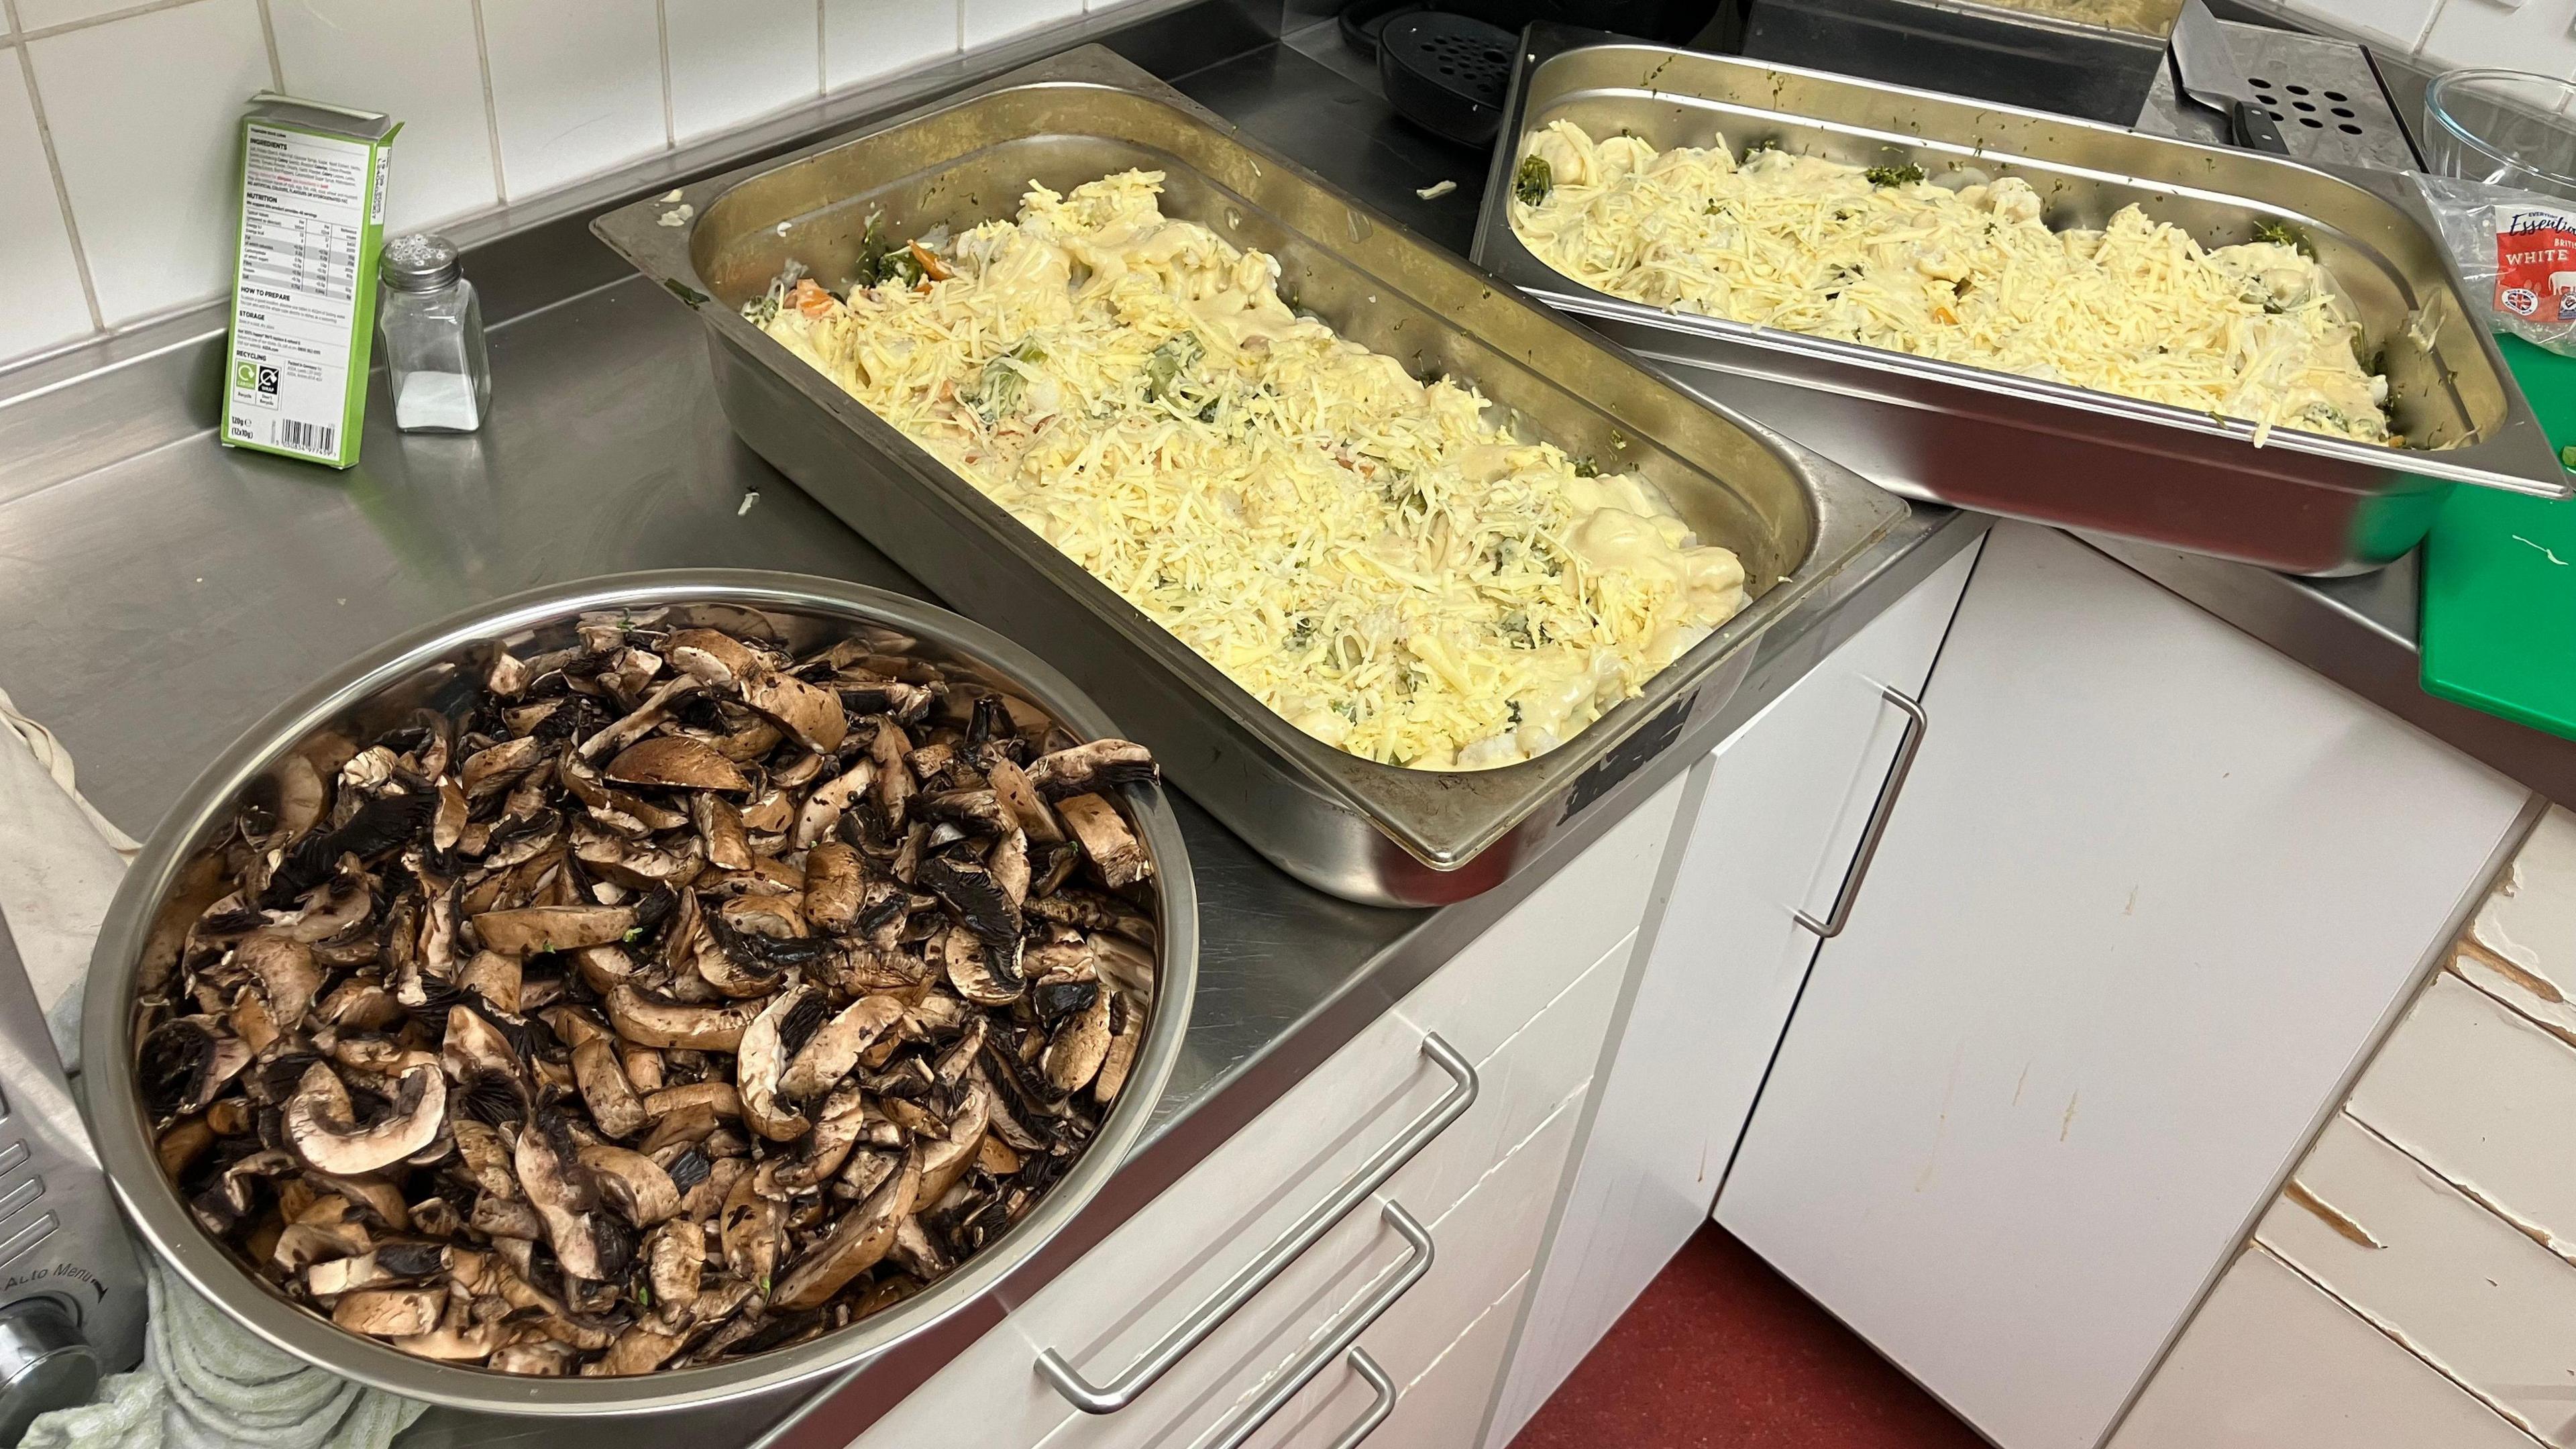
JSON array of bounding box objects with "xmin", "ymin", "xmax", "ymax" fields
[{"xmin": 2415, "ymin": 171, "xmax": 2576, "ymax": 355}]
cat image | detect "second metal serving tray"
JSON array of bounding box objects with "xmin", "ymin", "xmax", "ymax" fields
[
  {"xmin": 594, "ymin": 44, "xmax": 1904, "ymax": 907},
  {"xmin": 1472, "ymin": 24, "xmax": 2572, "ymax": 576}
]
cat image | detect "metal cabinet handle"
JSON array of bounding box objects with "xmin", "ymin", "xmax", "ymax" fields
[
  {"xmin": 1203, "ymin": 1207, "xmax": 1428, "ymax": 1449},
  {"xmin": 1795, "ymin": 682, "xmax": 1928, "ymax": 939},
  {"xmin": 1036, "ymin": 1035, "xmax": 1478, "ymax": 1413},
  {"xmin": 1320, "ymin": 1350, "xmax": 1397, "ymax": 1449}
]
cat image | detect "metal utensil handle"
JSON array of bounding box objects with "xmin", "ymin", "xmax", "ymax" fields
[
  {"xmin": 1324, "ymin": 1350, "xmax": 1398, "ymax": 1449},
  {"xmin": 1036, "ymin": 1036, "xmax": 1478, "ymax": 1413},
  {"xmin": 2232, "ymin": 100, "xmax": 2290, "ymax": 155},
  {"xmin": 1796, "ymin": 682, "xmax": 1929, "ymax": 938},
  {"xmin": 1203, "ymin": 1207, "xmax": 1429, "ymax": 1449}
]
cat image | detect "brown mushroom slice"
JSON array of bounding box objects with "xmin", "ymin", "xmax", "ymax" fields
[
  {"xmin": 274, "ymin": 1196, "xmax": 374, "ymax": 1272},
  {"xmin": 718, "ymin": 1161, "xmax": 788, "ymax": 1287},
  {"xmin": 316, "ymin": 976, "xmax": 402, "ymax": 1032},
  {"xmin": 888, "ymin": 1216, "xmax": 953, "ymax": 1281},
  {"xmin": 778, "ymin": 994, "xmax": 904, "ymax": 1101},
  {"xmin": 140, "ymin": 1018, "xmax": 252, "ymax": 1118},
  {"xmin": 800, "ymin": 842, "xmax": 865, "ymax": 936},
  {"xmin": 472, "ymin": 904, "xmax": 637, "ymax": 957},
  {"xmin": 307, "ymin": 1240, "xmax": 451, "ymax": 1297},
  {"xmin": 643, "ymin": 1219, "xmax": 702, "ymax": 1309},
  {"xmin": 736, "ymin": 987, "xmax": 815, "ymax": 1144},
  {"xmin": 578, "ymin": 676, "xmax": 701, "ymax": 762},
  {"xmin": 1095, "ymin": 995, "xmax": 1143, "ymax": 1106},
  {"xmin": 462, "ymin": 735, "xmax": 546, "ymax": 800},
  {"xmin": 692, "ymin": 792, "xmax": 753, "ymax": 871},
  {"xmin": 791, "ymin": 761, "xmax": 873, "ymax": 851},
  {"xmin": 237, "ymin": 933, "xmax": 323, "ymax": 1029},
  {"xmin": 284, "ymin": 1061, "xmax": 447, "ymax": 1177},
  {"xmin": 390, "ymin": 1322, "xmax": 506, "ymax": 1361},
  {"xmin": 741, "ymin": 668, "xmax": 847, "ymax": 753},
  {"xmin": 514, "ymin": 1114, "xmax": 610, "ymax": 1281},
  {"xmin": 604, "ymin": 733, "xmax": 747, "ymax": 795},
  {"xmin": 771, "ymin": 1083, "xmax": 869, "ymax": 1191},
  {"xmin": 468, "ymin": 1195, "xmax": 546, "ymax": 1242},
  {"xmin": 489, "ymin": 1338, "xmax": 581, "ymax": 1375},
  {"xmin": 1042, "ymin": 990, "xmax": 1114, "ymax": 1097},
  {"xmin": 642, "ymin": 1081, "xmax": 742, "ymax": 1122},
  {"xmin": 771, "ymin": 1144, "xmax": 921, "ymax": 1311},
  {"xmin": 1057, "ymin": 794, "xmax": 1151, "ymax": 888},
  {"xmin": 984, "ymin": 758, "xmax": 1062, "ymax": 845},
  {"xmin": 331, "ymin": 1285, "xmax": 444, "ymax": 1338},
  {"xmin": 455, "ymin": 950, "xmax": 523, "ymax": 1014},
  {"xmin": 664, "ymin": 628, "xmax": 763, "ymax": 688},
  {"xmin": 591, "ymin": 1321, "xmax": 688, "ymax": 1377},
  {"xmin": 917, "ymin": 1083, "xmax": 991, "ymax": 1208},
  {"xmin": 157, "ymin": 1117, "xmax": 215, "ymax": 1178},
  {"xmin": 941, "ymin": 926, "xmax": 1024, "ymax": 1008},
  {"xmin": 1089, "ymin": 931, "xmax": 1157, "ymax": 1000},
  {"xmin": 315, "ymin": 1170, "xmax": 415, "ymax": 1232},
  {"xmin": 989, "ymin": 828, "xmax": 1031, "ymax": 908},
  {"xmin": 572, "ymin": 1036, "xmax": 651, "ymax": 1139},
  {"xmin": 606, "ymin": 986, "xmax": 763, "ymax": 1051},
  {"xmin": 450, "ymin": 1119, "xmax": 518, "ymax": 1199},
  {"xmin": 576, "ymin": 1144, "xmax": 682, "ymax": 1226}
]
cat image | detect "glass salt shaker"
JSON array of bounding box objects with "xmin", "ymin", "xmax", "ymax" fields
[{"xmin": 378, "ymin": 233, "xmax": 491, "ymax": 433}]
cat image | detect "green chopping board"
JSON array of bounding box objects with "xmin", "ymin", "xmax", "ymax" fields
[{"xmin": 2421, "ymin": 333, "xmax": 2576, "ymax": 739}]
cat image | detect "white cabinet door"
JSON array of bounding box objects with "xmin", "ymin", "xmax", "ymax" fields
[
  {"xmin": 1483, "ymin": 537, "xmax": 1982, "ymax": 1448},
  {"xmin": 1715, "ymin": 523, "xmax": 2528, "ymax": 1449}
]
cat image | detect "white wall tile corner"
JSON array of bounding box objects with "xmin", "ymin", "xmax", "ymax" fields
[
  {"xmin": 0, "ymin": 56, "xmax": 94, "ymax": 360},
  {"xmin": 822, "ymin": 0, "xmax": 961, "ymax": 92},
  {"xmin": 664, "ymin": 0, "xmax": 822, "ymax": 144},
  {"xmin": 268, "ymin": 0, "xmax": 498, "ymax": 235},
  {"xmin": 479, "ymin": 0, "xmax": 665, "ymax": 201},
  {"xmin": 27, "ymin": 0, "xmax": 276, "ymax": 326},
  {"xmin": 2271, "ymin": 0, "xmax": 2445, "ymax": 53},
  {"xmin": 962, "ymin": 0, "xmax": 1081, "ymax": 52}
]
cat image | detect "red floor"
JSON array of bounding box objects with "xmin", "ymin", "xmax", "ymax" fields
[{"xmin": 1509, "ymin": 1225, "xmax": 1991, "ymax": 1449}]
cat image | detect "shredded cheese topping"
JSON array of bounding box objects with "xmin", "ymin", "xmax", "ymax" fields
[
  {"xmin": 1510, "ymin": 121, "xmax": 2394, "ymax": 446},
  {"xmin": 757, "ymin": 170, "xmax": 1750, "ymax": 771}
]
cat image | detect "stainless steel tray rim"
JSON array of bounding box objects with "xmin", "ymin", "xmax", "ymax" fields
[{"xmin": 80, "ymin": 568, "xmax": 1200, "ymax": 1415}]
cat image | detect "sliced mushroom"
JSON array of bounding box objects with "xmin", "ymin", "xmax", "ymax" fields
[
  {"xmin": 771, "ymin": 1144, "xmax": 920, "ymax": 1310},
  {"xmin": 515, "ymin": 1112, "xmax": 610, "ymax": 1281},
  {"xmin": 577, "ymin": 1144, "xmax": 682, "ymax": 1227},
  {"xmin": 284, "ymin": 1061, "xmax": 447, "ymax": 1176},
  {"xmin": 157, "ymin": 1117, "xmax": 215, "ymax": 1177},
  {"xmin": 331, "ymin": 1286, "xmax": 444, "ymax": 1338},
  {"xmin": 941, "ymin": 926, "xmax": 1023, "ymax": 1008},
  {"xmin": 778, "ymin": 994, "xmax": 904, "ymax": 1102},
  {"xmin": 1024, "ymin": 739, "xmax": 1158, "ymax": 798},
  {"xmin": 572, "ymin": 1037, "xmax": 651, "ymax": 1139},
  {"xmin": 719, "ymin": 1161, "xmax": 788, "ymax": 1288},
  {"xmin": 472, "ymin": 904, "xmax": 636, "ymax": 957},
  {"xmin": 1057, "ymin": 793, "xmax": 1151, "ymax": 888},
  {"xmin": 1095, "ymin": 995, "xmax": 1142, "ymax": 1106},
  {"xmin": 390, "ymin": 1322, "xmax": 506, "ymax": 1361},
  {"xmin": 490, "ymin": 1337, "xmax": 582, "ymax": 1375},
  {"xmin": 591, "ymin": 1321, "xmax": 687, "ymax": 1377},
  {"xmin": 1043, "ymin": 989, "xmax": 1114, "ymax": 1097},
  {"xmin": 801, "ymin": 842, "xmax": 865, "ymax": 936},
  {"xmin": 642, "ymin": 1081, "xmax": 742, "ymax": 1122},
  {"xmin": 741, "ymin": 669, "xmax": 847, "ymax": 753},
  {"xmin": 735, "ymin": 987, "xmax": 814, "ymax": 1143},
  {"xmin": 237, "ymin": 933, "xmax": 322, "ymax": 1030},
  {"xmin": 604, "ymin": 735, "xmax": 748, "ymax": 793},
  {"xmin": 606, "ymin": 986, "xmax": 763, "ymax": 1051},
  {"xmin": 643, "ymin": 1219, "xmax": 702, "ymax": 1308},
  {"xmin": 663, "ymin": 629, "xmax": 763, "ymax": 688},
  {"xmin": 916, "ymin": 1083, "xmax": 990, "ymax": 1208},
  {"xmin": 983, "ymin": 759, "xmax": 1062, "ymax": 845},
  {"xmin": 468, "ymin": 1195, "xmax": 546, "ymax": 1242},
  {"xmin": 692, "ymin": 793, "xmax": 753, "ymax": 871},
  {"xmin": 792, "ymin": 762, "xmax": 872, "ymax": 851}
]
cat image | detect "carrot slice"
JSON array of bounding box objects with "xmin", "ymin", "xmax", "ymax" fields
[
  {"xmin": 790, "ymin": 278, "xmax": 837, "ymax": 317},
  {"xmin": 908, "ymin": 240, "xmax": 953, "ymax": 282}
]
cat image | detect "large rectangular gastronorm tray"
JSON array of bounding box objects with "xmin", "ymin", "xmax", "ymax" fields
[
  {"xmin": 1470, "ymin": 24, "xmax": 2571, "ymax": 576},
  {"xmin": 594, "ymin": 44, "xmax": 1904, "ymax": 907}
]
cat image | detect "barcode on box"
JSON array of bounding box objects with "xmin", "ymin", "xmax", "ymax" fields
[{"xmin": 276, "ymin": 419, "xmax": 337, "ymax": 457}]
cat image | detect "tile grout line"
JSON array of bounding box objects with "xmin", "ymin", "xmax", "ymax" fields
[
  {"xmin": 467, "ymin": 0, "xmax": 505, "ymax": 205},
  {"xmin": 250, "ymin": 0, "xmax": 280, "ymax": 89},
  {"xmin": 654, "ymin": 0, "xmax": 673, "ymax": 148},
  {"xmin": 2251, "ymin": 1240, "xmax": 2551, "ymax": 1447},
  {"xmin": 3, "ymin": 0, "xmax": 105, "ymax": 334},
  {"xmin": 2337, "ymin": 1104, "xmax": 2576, "ymax": 1273},
  {"xmin": 17, "ymin": 0, "xmax": 205, "ymax": 43}
]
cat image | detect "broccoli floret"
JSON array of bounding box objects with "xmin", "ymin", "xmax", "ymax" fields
[
  {"xmin": 1863, "ymin": 163, "xmax": 1925, "ymax": 188},
  {"xmin": 1144, "ymin": 331, "xmax": 1204, "ymax": 402},
  {"xmin": 2251, "ymin": 218, "xmax": 2315, "ymax": 256},
  {"xmin": 1514, "ymin": 154, "xmax": 1552, "ymax": 207}
]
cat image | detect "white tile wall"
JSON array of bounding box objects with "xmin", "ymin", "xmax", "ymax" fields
[
  {"xmin": 0, "ymin": 0, "xmax": 996, "ymax": 370},
  {"xmin": 0, "ymin": 56, "xmax": 92, "ymax": 358},
  {"xmin": 27, "ymin": 0, "xmax": 275, "ymax": 325},
  {"xmin": 268, "ymin": 0, "xmax": 497, "ymax": 233},
  {"xmin": 823, "ymin": 0, "xmax": 960, "ymax": 91},
  {"xmin": 480, "ymin": 0, "xmax": 663, "ymax": 199},
  {"xmin": 665, "ymin": 0, "xmax": 820, "ymax": 144},
  {"xmin": 2272, "ymin": 0, "xmax": 2576, "ymax": 74}
]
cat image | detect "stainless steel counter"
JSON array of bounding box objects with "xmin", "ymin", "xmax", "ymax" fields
[{"xmin": 0, "ymin": 9, "xmax": 1978, "ymax": 1446}]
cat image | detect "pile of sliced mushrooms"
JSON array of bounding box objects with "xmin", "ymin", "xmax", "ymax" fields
[{"xmin": 135, "ymin": 611, "xmax": 1161, "ymax": 1375}]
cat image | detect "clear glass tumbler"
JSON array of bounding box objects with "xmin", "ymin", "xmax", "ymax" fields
[
  {"xmin": 378, "ymin": 233, "xmax": 492, "ymax": 433},
  {"xmin": 2424, "ymin": 69, "xmax": 2576, "ymax": 203}
]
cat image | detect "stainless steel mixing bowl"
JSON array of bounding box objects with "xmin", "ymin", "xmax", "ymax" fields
[{"xmin": 79, "ymin": 571, "xmax": 1198, "ymax": 1415}]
